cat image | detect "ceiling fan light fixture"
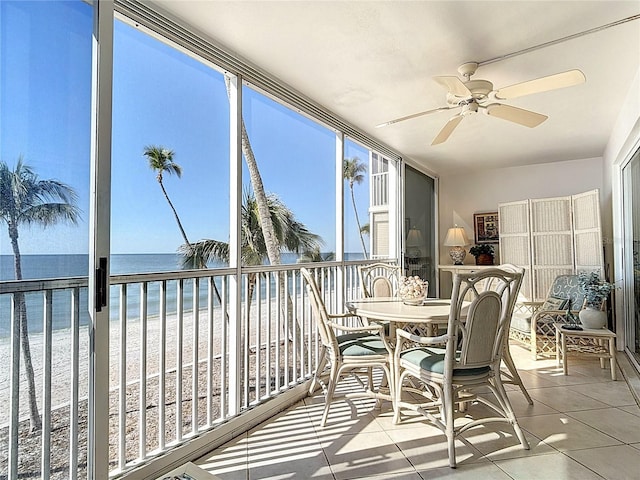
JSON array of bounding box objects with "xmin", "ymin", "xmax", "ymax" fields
[{"xmin": 461, "ymin": 101, "xmax": 478, "ymax": 116}]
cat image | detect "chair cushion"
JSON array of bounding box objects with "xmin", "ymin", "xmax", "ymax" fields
[
  {"xmin": 510, "ymin": 313, "xmax": 532, "ymax": 333},
  {"xmin": 337, "ymin": 332, "xmax": 389, "ymax": 356},
  {"xmin": 399, "ymin": 347, "xmax": 490, "ymax": 376},
  {"xmin": 511, "ymin": 297, "xmax": 570, "ymax": 334}
]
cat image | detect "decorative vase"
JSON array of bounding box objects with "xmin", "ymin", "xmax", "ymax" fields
[
  {"xmin": 579, "ymin": 307, "xmax": 607, "ymax": 329},
  {"xmin": 398, "ymin": 277, "xmax": 428, "ymax": 305},
  {"xmin": 475, "ymin": 253, "xmax": 494, "ymax": 265}
]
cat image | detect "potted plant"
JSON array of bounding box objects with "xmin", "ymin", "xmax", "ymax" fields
[
  {"xmin": 577, "ymin": 271, "xmax": 614, "ymax": 329},
  {"xmin": 469, "ymin": 244, "xmax": 495, "ymax": 265}
]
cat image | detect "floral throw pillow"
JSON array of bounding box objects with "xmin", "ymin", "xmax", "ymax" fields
[{"xmin": 541, "ymin": 296, "xmax": 569, "ymax": 311}]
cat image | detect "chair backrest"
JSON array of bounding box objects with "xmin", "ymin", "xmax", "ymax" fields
[
  {"xmin": 300, "ymin": 267, "xmax": 337, "ymax": 350},
  {"xmin": 447, "ymin": 268, "xmax": 523, "ymax": 373},
  {"xmin": 358, "ymin": 263, "xmax": 401, "ymax": 298},
  {"xmin": 547, "ymin": 275, "xmax": 586, "ymax": 311}
]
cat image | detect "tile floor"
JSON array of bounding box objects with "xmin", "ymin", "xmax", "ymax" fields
[{"xmin": 195, "ymin": 342, "xmax": 640, "ymax": 479}]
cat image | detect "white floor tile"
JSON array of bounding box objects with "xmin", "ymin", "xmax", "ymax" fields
[
  {"xmin": 460, "ymin": 424, "xmax": 556, "ymax": 461},
  {"xmin": 418, "ymin": 462, "xmax": 518, "ymax": 479},
  {"xmin": 494, "ymin": 452, "xmax": 604, "ymax": 479},
  {"xmin": 517, "ymin": 413, "xmax": 622, "ymax": 451},
  {"xmin": 564, "ymin": 444, "xmax": 640, "ymax": 480},
  {"xmin": 527, "ymin": 386, "xmax": 611, "ymax": 412},
  {"xmin": 385, "ymin": 422, "xmax": 488, "ymax": 470},
  {"xmin": 566, "ymin": 381, "xmax": 637, "ymax": 406},
  {"xmin": 323, "ymin": 430, "xmax": 414, "ymax": 479},
  {"xmin": 566, "ymin": 407, "xmax": 640, "ymax": 443},
  {"xmin": 196, "ymin": 434, "xmax": 249, "ymax": 480}
]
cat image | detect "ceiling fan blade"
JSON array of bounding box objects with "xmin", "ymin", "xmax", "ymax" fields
[
  {"xmin": 495, "ymin": 69, "xmax": 586, "ymax": 100},
  {"xmin": 433, "ymin": 76, "xmax": 471, "ymax": 97},
  {"xmin": 431, "ymin": 114, "xmax": 464, "ymax": 145},
  {"xmin": 485, "ymin": 103, "xmax": 547, "ymax": 128},
  {"xmin": 375, "ymin": 106, "xmax": 454, "ymax": 128}
]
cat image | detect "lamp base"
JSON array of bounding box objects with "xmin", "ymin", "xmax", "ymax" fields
[{"xmin": 449, "ymin": 246, "xmax": 466, "ymax": 265}]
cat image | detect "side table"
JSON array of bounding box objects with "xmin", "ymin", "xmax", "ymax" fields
[{"xmin": 555, "ymin": 324, "xmax": 617, "ymax": 380}]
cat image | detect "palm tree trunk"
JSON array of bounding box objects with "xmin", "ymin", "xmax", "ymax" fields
[
  {"xmin": 9, "ymin": 226, "xmax": 41, "ymax": 432},
  {"xmin": 159, "ymin": 180, "xmax": 191, "ymax": 247},
  {"xmin": 350, "ymin": 185, "xmax": 368, "ymax": 257},
  {"xmin": 158, "ymin": 180, "xmax": 228, "ymax": 312}
]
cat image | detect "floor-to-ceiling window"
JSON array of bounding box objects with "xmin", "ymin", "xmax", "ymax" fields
[
  {"xmin": 623, "ymin": 147, "xmax": 640, "ymax": 366},
  {"xmin": 404, "ymin": 166, "xmax": 436, "ymax": 295},
  {"xmin": 242, "ymin": 85, "xmax": 337, "ymax": 264},
  {"xmin": 0, "ymin": 1, "xmax": 94, "ymax": 477},
  {"xmin": 344, "ymin": 139, "xmax": 371, "ymax": 260},
  {"xmin": 112, "ymin": 19, "xmax": 230, "ymax": 271},
  {"xmin": 1, "ymin": 0, "xmax": 428, "ymax": 475}
]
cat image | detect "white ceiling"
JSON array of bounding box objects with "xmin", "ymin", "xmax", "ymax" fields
[{"xmin": 151, "ymin": 1, "xmax": 640, "ymax": 175}]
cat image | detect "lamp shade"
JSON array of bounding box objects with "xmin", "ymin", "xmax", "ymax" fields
[
  {"xmin": 407, "ymin": 227, "xmax": 423, "ymax": 247},
  {"xmin": 443, "ymin": 226, "xmax": 470, "ymax": 247}
]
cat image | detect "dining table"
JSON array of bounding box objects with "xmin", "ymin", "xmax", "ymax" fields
[
  {"xmin": 344, "ymin": 296, "xmax": 457, "ymax": 407},
  {"xmin": 345, "ymin": 296, "xmax": 533, "ymax": 405},
  {"xmin": 345, "ymin": 296, "xmax": 459, "ymax": 338}
]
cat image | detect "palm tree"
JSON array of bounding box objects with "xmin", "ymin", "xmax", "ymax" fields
[
  {"xmin": 181, "ymin": 189, "xmax": 321, "ymax": 268},
  {"xmin": 225, "ymin": 77, "xmax": 302, "ymax": 337},
  {"xmin": 223, "ymin": 78, "xmax": 281, "ymax": 268},
  {"xmin": 180, "ymin": 189, "xmax": 322, "ymax": 313},
  {"xmin": 0, "ymin": 158, "xmax": 81, "ymax": 432},
  {"xmin": 344, "ymin": 156, "xmax": 368, "ymax": 257},
  {"xmin": 143, "ymin": 145, "xmax": 193, "ymax": 249},
  {"xmin": 298, "ymin": 247, "xmax": 335, "ymax": 263}
]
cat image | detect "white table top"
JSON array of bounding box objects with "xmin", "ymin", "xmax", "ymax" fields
[
  {"xmin": 555, "ymin": 323, "xmax": 616, "ymax": 338},
  {"xmin": 346, "ymin": 297, "xmax": 455, "ymax": 324}
]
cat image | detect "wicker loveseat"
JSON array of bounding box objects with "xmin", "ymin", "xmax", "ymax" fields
[{"xmin": 509, "ymin": 275, "xmax": 586, "ymax": 359}]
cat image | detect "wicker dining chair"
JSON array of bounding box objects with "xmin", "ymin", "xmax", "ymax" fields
[
  {"xmin": 393, "ymin": 268, "xmax": 529, "ymax": 468},
  {"xmin": 301, "ymin": 267, "xmax": 393, "ymax": 426},
  {"xmin": 358, "ymin": 262, "xmax": 401, "ymax": 298}
]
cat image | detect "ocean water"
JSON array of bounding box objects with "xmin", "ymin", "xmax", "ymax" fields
[
  {"xmin": 0, "ymin": 253, "xmax": 184, "ymax": 337},
  {"xmin": 0, "ymin": 252, "xmax": 361, "ymax": 337}
]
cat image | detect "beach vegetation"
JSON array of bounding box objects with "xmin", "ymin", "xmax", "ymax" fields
[
  {"xmin": 344, "ymin": 156, "xmax": 368, "ymax": 258},
  {"xmin": 143, "ymin": 145, "xmax": 203, "ymax": 262},
  {"xmin": 0, "ymin": 158, "xmax": 81, "ymax": 433},
  {"xmin": 179, "ymin": 188, "xmax": 323, "ymax": 311}
]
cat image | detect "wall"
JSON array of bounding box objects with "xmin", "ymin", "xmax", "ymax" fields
[{"xmin": 438, "ymin": 157, "xmax": 604, "ymax": 297}]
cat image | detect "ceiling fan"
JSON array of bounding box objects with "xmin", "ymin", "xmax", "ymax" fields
[{"xmin": 376, "ymin": 62, "xmax": 586, "ymax": 145}]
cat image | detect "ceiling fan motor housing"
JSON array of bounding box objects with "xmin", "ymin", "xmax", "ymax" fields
[{"xmin": 464, "ymin": 79, "xmax": 493, "ymax": 99}]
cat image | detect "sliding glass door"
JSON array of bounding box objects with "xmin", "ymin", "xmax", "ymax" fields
[
  {"xmin": 403, "ymin": 166, "xmax": 436, "ymax": 294},
  {"xmin": 623, "ymin": 148, "xmax": 640, "ymax": 365},
  {"xmin": 0, "ymin": 1, "xmax": 96, "ymax": 477}
]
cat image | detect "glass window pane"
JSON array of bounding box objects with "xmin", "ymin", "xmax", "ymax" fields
[
  {"xmin": 404, "ymin": 166, "xmax": 436, "ymax": 290},
  {"xmin": 1, "ymin": 0, "xmax": 92, "ymax": 274},
  {"xmin": 0, "ymin": 1, "xmax": 93, "ymax": 477},
  {"xmin": 241, "ymin": 85, "xmax": 336, "ymax": 265},
  {"xmin": 111, "ymin": 20, "xmax": 230, "ymax": 273},
  {"xmin": 344, "ymin": 139, "xmax": 371, "ymax": 260}
]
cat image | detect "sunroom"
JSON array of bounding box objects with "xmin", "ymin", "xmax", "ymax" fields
[{"xmin": 1, "ymin": 1, "xmax": 640, "ymax": 479}]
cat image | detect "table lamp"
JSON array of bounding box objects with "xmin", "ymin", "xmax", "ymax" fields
[
  {"xmin": 406, "ymin": 227, "xmax": 423, "ymax": 259},
  {"xmin": 444, "ymin": 226, "xmax": 470, "ymax": 265}
]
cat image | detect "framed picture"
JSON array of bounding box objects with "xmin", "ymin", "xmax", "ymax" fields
[{"xmin": 473, "ymin": 212, "xmax": 499, "ymax": 244}]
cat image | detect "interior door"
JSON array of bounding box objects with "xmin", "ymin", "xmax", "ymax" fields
[{"xmin": 622, "ymin": 149, "xmax": 640, "ymax": 365}]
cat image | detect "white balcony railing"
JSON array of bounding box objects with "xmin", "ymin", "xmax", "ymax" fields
[
  {"xmin": 0, "ymin": 260, "xmax": 391, "ymax": 479},
  {"xmin": 371, "ymin": 172, "xmax": 388, "ymax": 207}
]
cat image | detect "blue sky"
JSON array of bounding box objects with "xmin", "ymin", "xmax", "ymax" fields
[{"xmin": 1, "ymin": 0, "xmax": 369, "ymax": 258}]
